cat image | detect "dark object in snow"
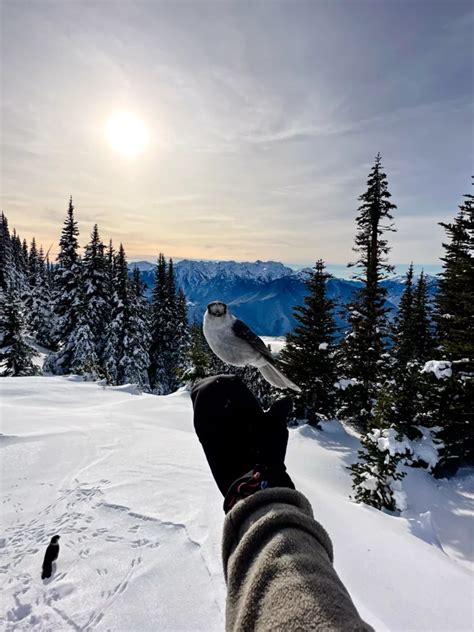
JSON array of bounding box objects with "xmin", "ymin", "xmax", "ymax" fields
[
  {"xmin": 191, "ymin": 375, "xmax": 294, "ymax": 511},
  {"xmin": 203, "ymin": 300, "xmax": 301, "ymax": 392},
  {"xmin": 41, "ymin": 535, "xmax": 60, "ymax": 579}
]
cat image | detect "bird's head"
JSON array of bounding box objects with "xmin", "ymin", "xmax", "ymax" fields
[
  {"xmin": 207, "ymin": 301, "xmax": 227, "ymax": 318},
  {"xmin": 51, "ymin": 535, "xmax": 60, "ymax": 544}
]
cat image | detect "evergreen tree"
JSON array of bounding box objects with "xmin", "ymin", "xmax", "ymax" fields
[
  {"xmin": 46, "ymin": 197, "xmax": 83, "ymax": 372},
  {"xmin": 387, "ymin": 264, "xmax": 425, "ymax": 440},
  {"xmin": 29, "ymin": 245, "xmax": 56, "ymax": 349},
  {"xmin": 0, "ymin": 212, "xmax": 12, "ymax": 291},
  {"xmin": 412, "ymin": 271, "xmax": 434, "ymax": 361},
  {"xmin": 10, "ymin": 229, "xmax": 28, "ymax": 294},
  {"xmin": 103, "ymin": 244, "xmax": 129, "ymax": 384},
  {"xmin": 183, "ymin": 322, "xmax": 212, "ymax": 384},
  {"xmin": 28, "ymin": 238, "xmax": 39, "ymax": 285},
  {"xmin": 423, "ymin": 187, "xmax": 474, "ymax": 476},
  {"xmin": 82, "ymin": 224, "xmax": 108, "ymax": 362},
  {"xmin": 417, "ymin": 359, "xmax": 474, "ymax": 476},
  {"xmin": 350, "ymin": 388, "xmax": 409, "ymax": 511},
  {"xmin": 120, "ymin": 266, "xmax": 151, "ymax": 391},
  {"xmin": 69, "ymin": 282, "xmax": 102, "ymax": 379},
  {"xmin": 0, "ymin": 287, "xmax": 37, "ymax": 376},
  {"xmin": 338, "ymin": 153, "xmax": 396, "ymax": 430},
  {"xmin": 173, "ymin": 288, "xmax": 191, "ymax": 381},
  {"xmin": 280, "ymin": 260, "xmax": 337, "ymax": 425},
  {"xmin": 435, "ymin": 189, "xmax": 474, "ymax": 359},
  {"xmin": 392, "ymin": 263, "xmax": 416, "ymax": 366},
  {"xmin": 149, "ymin": 253, "xmax": 169, "ymax": 392}
]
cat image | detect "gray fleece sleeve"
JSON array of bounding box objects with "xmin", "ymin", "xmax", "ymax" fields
[{"xmin": 222, "ymin": 488, "xmax": 373, "ymax": 632}]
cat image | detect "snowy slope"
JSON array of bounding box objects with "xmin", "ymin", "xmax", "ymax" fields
[{"xmin": 1, "ymin": 377, "xmax": 472, "ymax": 631}]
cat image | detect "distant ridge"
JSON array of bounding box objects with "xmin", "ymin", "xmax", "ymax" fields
[{"xmin": 129, "ymin": 259, "xmax": 438, "ymax": 336}]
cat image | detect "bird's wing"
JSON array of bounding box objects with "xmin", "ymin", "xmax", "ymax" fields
[{"xmin": 232, "ymin": 319, "xmax": 275, "ymax": 364}]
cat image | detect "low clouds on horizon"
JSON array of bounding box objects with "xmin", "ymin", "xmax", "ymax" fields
[{"xmin": 1, "ymin": 0, "xmax": 472, "ymax": 266}]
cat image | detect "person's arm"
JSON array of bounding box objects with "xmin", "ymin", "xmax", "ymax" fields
[
  {"xmin": 223, "ymin": 488, "xmax": 373, "ymax": 631},
  {"xmin": 191, "ymin": 375, "xmax": 373, "ymax": 631}
]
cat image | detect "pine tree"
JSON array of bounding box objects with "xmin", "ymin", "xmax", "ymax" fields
[
  {"xmin": 82, "ymin": 224, "xmax": 108, "ymax": 363},
  {"xmin": 173, "ymin": 288, "xmax": 191, "ymax": 382},
  {"xmin": 183, "ymin": 322, "xmax": 212, "ymax": 384},
  {"xmin": 280, "ymin": 260, "xmax": 337, "ymax": 425},
  {"xmin": 0, "ymin": 287, "xmax": 37, "ymax": 376},
  {"xmin": 69, "ymin": 281, "xmax": 102, "ymax": 379},
  {"xmin": 46, "ymin": 197, "xmax": 83, "ymax": 372},
  {"xmin": 103, "ymin": 244, "xmax": 129, "ymax": 384},
  {"xmin": 392, "ymin": 264, "xmax": 416, "ymax": 366},
  {"xmin": 120, "ymin": 266, "xmax": 151, "ymax": 391},
  {"xmin": 417, "ymin": 359, "xmax": 473, "ymax": 477},
  {"xmin": 387, "ymin": 264, "xmax": 427, "ymax": 440},
  {"xmin": 350, "ymin": 388, "xmax": 409, "ymax": 511},
  {"xmin": 0, "ymin": 212, "xmax": 13, "ymax": 291},
  {"xmin": 412, "ymin": 271, "xmax": 434, "ymax": 361},
  {"xmin": 338, "ymin": 153, "xmax": 396, "ymax": 430},
  {"xmin": 149, "ymin": 254, "xmax": 169, "ymax": 392},
  {"xmin": 421, "ymin": 187, "xmax": 474, "ymax": 476},
  {"xmin": 435, "ymin": 189, "xmax": 474, "ymax": 359},
  {"xmin": 10, "ymin": 229, "xmax": 28, "ymax": 294},
  {"xmin": 28, "ymin": 245, "xmax": 56, "ymax": 349}
]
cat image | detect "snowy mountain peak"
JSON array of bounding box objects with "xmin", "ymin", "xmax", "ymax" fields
[
  {"xmin": 174, "ymin": 259, "xmax": 294, "ymax": 283},
  {"xmin": 129, "ymin": 260, "xmax": 156, "ymax": 272}
]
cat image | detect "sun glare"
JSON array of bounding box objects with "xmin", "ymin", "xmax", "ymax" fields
[{"xmin": 105, "ymin": 112, "xmax": 149, "ymax": 156}]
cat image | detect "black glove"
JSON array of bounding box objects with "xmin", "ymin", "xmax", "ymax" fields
[{"xmin": 191, "ymin": 375, "xmax": 294, "ymax": 512}]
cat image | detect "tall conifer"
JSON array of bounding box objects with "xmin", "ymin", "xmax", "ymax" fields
[
  {"xmin": 280, "ymin": 260, "xmax": 337, "ymax": 424},
  {"xmin": 338, "ymin": 154, "xmax": 396, "ymax": 430}
]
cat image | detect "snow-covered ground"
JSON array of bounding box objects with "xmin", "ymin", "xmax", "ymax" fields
[{"xmin": 1, "ymin": 377, "xmax": 472, "ymax": 631}]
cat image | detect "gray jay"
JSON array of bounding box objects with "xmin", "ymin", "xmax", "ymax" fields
[{"xmin": 203, "ymin": 301, "xmax": 301, "ymax": 392}]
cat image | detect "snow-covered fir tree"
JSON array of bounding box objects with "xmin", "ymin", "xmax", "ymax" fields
[
  {"xmin": 182, "ymin": 322, "xmax": 212, "ymax": 384},
  {"xmin": 120, "ymin": 266, "xmax": 151, "ymax": 391},
  {"xmin": 173, "ymin": 287, "xmax": 191, "ymax": 381},
  {"xmin": 422, "ymin": 187, "xmax": 474, "ymax": 476},
  {"xmin": 149, "ymin": 255, "xmax": 189, "ymax": 394},
  {"xmin": 82, "ymin": 224, "xmax": 109, "ymax": 365},
  {"xmin": 280, "ymin": 260, "xmax": 337, "ymax": 425},
  {"xmin": 435, "ymin": 188, "xmax": 474, "ymax": 359},
  {"xmin": 45, "ymin": 197, "xmax": 83, "ymax": 373},
  {"xmin": 28, "ymin": 244, "xmax": 56, "ymax": 349},
  {"xmin": 10, "ymin": 229, "xmax": 29, "ymax": 295},
  {"xmin": 392, "ymin": 263, "xmax": 416, "ymax": 366},
  {"xmin": 0, "ymin": 212, "xmax": 13, "ymax": 292},
  {"xmin": 69, "ymin": 280, "xmax": 103, "ymax": 379},
  {"xmin": 337, "ymin": 153, "xmax": 396, "ymax": 430},
  {"xmin": 0, "ymin": 287, "xmax": 37, "ymax": 376},
  {"xmin": 350, "ymin": 388, "xmax": 410, "ymax": 512},
  {"xmin": 387, "ymin": 265, "xmax": 434, "ymax": 441},
  {"xmin": 103, "ymin": 243, "xmax": 129, "ymax": 384},
  {"xmin": 412, "ymin": 271, "xmax": 434, "ymax": 361}
]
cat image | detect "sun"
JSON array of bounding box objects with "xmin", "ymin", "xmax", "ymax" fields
[{"xmin": 105, "ymin": 112, "xmax": 149, "ymax": 156}]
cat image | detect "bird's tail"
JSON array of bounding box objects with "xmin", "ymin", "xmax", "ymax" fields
[
  {"xmin": 42, "ymin": 564, "xmax": 52, "ymax": 580},
  {"xmin": 259, "ymin": 363, "xmax": 301, "ymax": 392}
]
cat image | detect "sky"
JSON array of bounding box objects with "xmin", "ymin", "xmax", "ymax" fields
[{"xmin": 1, "ymin": 0, "xmax": 472, "ymax": 269}]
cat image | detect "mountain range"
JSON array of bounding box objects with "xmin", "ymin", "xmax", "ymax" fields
[{"xmin": 130, "ymin": 259, "xmax": 438, "ymax": 336}]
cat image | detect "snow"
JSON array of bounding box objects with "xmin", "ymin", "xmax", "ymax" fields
[
  {"xmin": 370, "ymin": 427, "xmax": 411, "ymax": 456},
  {"xmin": 410, "ymin": 426, "xmax": 443, "ymax": 471},
  {"xmin": 421, "ymin": 360, "xmax": 453, "ymax": 379},
  {"xmin": 1, "ymin": 377, "xmax": 473, "ymax": 631},
  {"xmin": 318, "ymin": 342, "xmax": 328, "ymax": 350},
  {"xmin": 260, "ymin": 336, "xmax": 286, "ymax": 354},
  {"xmin": 334, "ymin": 377, "xmax": 360, "ymax": 390}
]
